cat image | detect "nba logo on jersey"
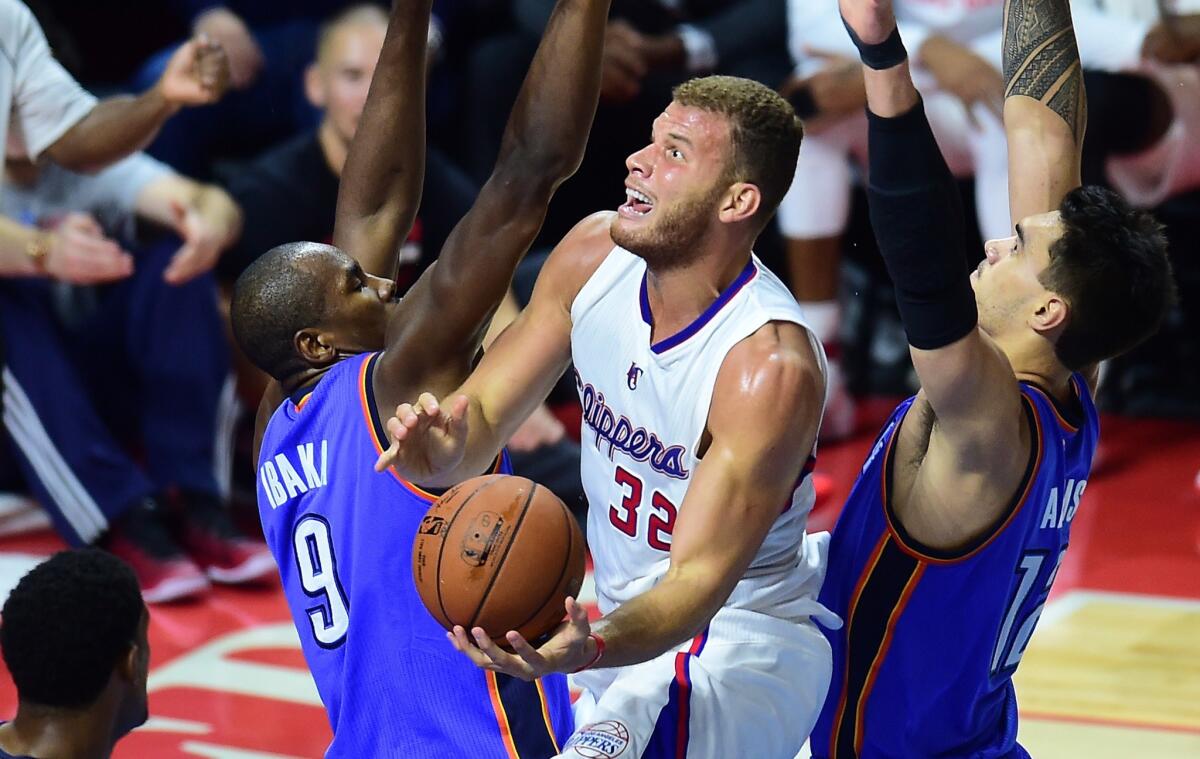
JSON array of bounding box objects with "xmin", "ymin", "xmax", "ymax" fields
[{"xmin": 626, "ymin": 362, "xmax": 643, "ymax": 390}]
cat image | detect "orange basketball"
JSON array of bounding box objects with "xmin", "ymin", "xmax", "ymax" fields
[{"xmin": 412, "ymin": 474, "xmax": 586, "ymax": 645}]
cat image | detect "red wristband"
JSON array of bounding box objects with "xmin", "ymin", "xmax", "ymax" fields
[{"xmin": 573, "ymin": 632, "xmax": 606, "ymax": 673}]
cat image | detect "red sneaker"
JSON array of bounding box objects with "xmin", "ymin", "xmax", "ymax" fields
[
  {"xmin": 176, "ymin": 493, "xmax": 276, "ymax": 585},
  {"xmin": 103, "ymin": 500, "xmax": 209, "ymax": 603}
]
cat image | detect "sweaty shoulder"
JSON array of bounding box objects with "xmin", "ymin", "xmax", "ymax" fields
[
  {"xmin": 710, "ymin": 322, "xmax": 825, "ymax": 438},
  {"xmin": 534, "ymin": 211, "xmax": 618, "ymax": 310}
]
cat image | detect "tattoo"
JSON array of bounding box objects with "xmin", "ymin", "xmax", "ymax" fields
[{"xmin": 1003, "ymin": 0, "xmax": 1087, "ymax": 143}]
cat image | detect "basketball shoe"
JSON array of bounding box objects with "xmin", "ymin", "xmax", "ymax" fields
[
  {"xmin": 174, "ymin": 491, "xmax": 275, "ymax": 585},
  {"xmin": 102, "ymin": 498, "xmax": 210, "ymax": 603}
]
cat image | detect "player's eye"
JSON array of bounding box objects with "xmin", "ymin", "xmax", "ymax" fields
[{"xmin": 669, "ymin": 148, "xmax": 684, "ymax": 160}]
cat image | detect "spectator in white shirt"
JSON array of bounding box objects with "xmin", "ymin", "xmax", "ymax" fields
[
  {"xmin": 778, "ymin": 0, "xmax": 1012, "ymax": 439},
  {"xmin": 0, "ymin": 0, "xmax": 228, "ymax": 280}
]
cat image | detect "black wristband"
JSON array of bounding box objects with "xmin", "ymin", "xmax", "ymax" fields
[{"xmin": 842, "ymin": 16, "xmax": 908, "ymax": 70}]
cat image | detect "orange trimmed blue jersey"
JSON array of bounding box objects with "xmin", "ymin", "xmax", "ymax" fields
[
  {"xmin": 257, "ymin": 352, "xmax": 572, "ymax": 758},
  {"xmin": 811, "ymin": 375, "xmax": 1098, "ymax": 759}
]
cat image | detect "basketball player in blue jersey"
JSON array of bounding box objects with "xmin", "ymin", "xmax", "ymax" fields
[
  {"xmin": 227, "ymin": 0, "xmax": 611, "ymax": 753},
  {"xmin": 804, "ymin": 0, "xmax": 1177, "ymax": 756}
]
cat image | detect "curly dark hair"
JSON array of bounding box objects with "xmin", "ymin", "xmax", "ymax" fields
[
  {"xmin": 1, "ymin": 549, "xmax": 143, "ymax": 708},
  {"xmin": 231, "ymin": 242, "xmax": 334, "ymax": 381},
  {"xmin": 1039, "ymin": 186, "xmax": 1177, "ymax": 371},
  {"xmin": 672, "ymin": 75, "xmax": 804, "ymax": 226}
]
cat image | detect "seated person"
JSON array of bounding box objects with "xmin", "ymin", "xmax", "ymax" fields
[
  {"xmin": 0, "ymin": 549, "xmax": 149, "ymax": 759},
  {"xmin": 778, "ymin": 0, "xmax": 1012, "ymax": 439},
  {"xmin": 1073, "ymin": 0, "xmax": 1200, "ymax": 207},
  {"xmin": 0, "ymin": 151, "xmax": 271, "ymax": 602},
  {"xmin": 464, "ymin": 0, "xmax": 796, "ymax": 246},
  {"xmin": 131, "ymin": 0, "xmax": 356, "ymax": 176},
  {"xmin": 217, "ymin": 4, "xmax": 470, "ymax": 290},
  {"xmin": 219, "ymin": 4, "xmax": 588, "ymax": 523}
]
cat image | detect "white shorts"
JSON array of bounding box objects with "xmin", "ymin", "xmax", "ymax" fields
[
  {"xmin": 777, "ymin": 92, "xmax": 1011, "ymax": 242},
  {"xmin": 556, "ymin": 608, "xmax": 832, "ymax": 759}
]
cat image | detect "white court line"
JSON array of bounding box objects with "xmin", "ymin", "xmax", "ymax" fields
[{"xmin": 1039, "ymin": 589, "xmax": 1200, "ymax": 627}]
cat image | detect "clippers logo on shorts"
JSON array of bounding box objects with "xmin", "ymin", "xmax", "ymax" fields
[
  {"xmin": 576, "ymin": 373, "xmax": 689, "ymax": 480},
  {"xmin": 565, "ymin": 721, "xmax": 630, "ymax": 758}
]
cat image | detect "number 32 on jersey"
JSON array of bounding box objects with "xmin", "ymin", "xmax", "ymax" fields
[{"xmin": 608, "ymin": 466, "xmax": 677, "ymax": 551}]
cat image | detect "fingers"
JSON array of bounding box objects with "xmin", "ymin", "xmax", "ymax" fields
[
  {"xmin": 505, "ymin": 631, "xmax": 549, "ymax": 672},
  {"xmin": 374, "ymin": 437, "xmax": 400, "ymax": 472},
  {"xmin": 471, "ymin": 627, "xmax": 535, "ymax": 680},
  {"xmin": 55, "ymin": 231, "xmax": 133, "ymax": 284},
  {"xmin": 565, "ymin": 596, "xmax": 590, "ymax": 631},
  {"xmin": 162, "ymin": 244, "xmax": 203, "ymax": 285},
  {"xmin": 62, "ymin": 212, "xmax": 103, "ymax": 237},
  {"xmin": 447, "ymin": 626, "xmax": 494, "ymax": 668},
  {"xmin": 194, "ymin": 38, "xmax": 230, "ymax": 96}
]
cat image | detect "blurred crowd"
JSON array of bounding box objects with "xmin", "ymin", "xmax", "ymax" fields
[{"xmin": 0, "ymin": 0, "xmax": 1197, "ymax": 600}]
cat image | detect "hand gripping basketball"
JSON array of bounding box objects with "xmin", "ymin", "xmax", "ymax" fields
[
  {"xmin": 447, "ymin": 597, "xmax": 595, "ymax": 681},
  {"xmin": 374, "ymin": 393, "xmax": 469, "ymax": 480}
]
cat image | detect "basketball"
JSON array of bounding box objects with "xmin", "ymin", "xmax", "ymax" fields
[{"xmin": 412, "ymin": 474, "xmax": 586, "ymax": 645}]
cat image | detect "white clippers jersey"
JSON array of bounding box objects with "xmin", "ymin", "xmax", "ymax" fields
[{"xmin": 570, "ymin": 246, "xmax": 830, "ymax": 623}]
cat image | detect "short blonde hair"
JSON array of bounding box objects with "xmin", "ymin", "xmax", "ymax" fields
[
  {"xmin": 315, "ymin": 4, "xmax": 389, "ymax": 63},
  {"xmin": 672, "ymin": 75, "xmax": 803, "ymax": 224}
]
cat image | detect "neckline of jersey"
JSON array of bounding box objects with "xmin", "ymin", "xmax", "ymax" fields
[{"xmin": 638, "ymin": 258, "xmax": 757, "ymax": 355}]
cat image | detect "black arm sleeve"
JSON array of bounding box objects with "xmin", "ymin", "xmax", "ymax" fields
[{"xmin": 866, "ymin": 100, "xmax": 978, "ymax": 350}]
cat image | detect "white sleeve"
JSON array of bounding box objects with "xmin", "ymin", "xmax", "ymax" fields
[
  {"xmin": 4, "ymin": 0, "xmax": 97, "ymax": 160},
  {"xmin": 1071, "ymin": 3, "xmax": 1153, "ymax": 72},
  {"xmin": 85, "ymin": 153, "xmax": 174, "ymax": 221}
]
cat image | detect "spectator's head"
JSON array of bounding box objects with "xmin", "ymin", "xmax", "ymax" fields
[
  {"xmin": 975, "ymin": 186, "xmax": 1176, "ymax": 371},
  {"xmin": 611, "ymin": 75, "xmax": 803, "ymax": 269},
  {"xmin": 0, "ymin": 550, "xmax": 149, "ymax": 742},
  {"xmin": 231, "ymin": 242, "xmax": 398, "ymax": 381},
  {"xmin": 306, "ymin": 5, "xmax": 389, "ymax": 152}
]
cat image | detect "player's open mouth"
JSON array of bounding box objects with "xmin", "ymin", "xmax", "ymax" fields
[{"xmin": 621, "ymin": 187, "xmax": 655, "ymax": 217}]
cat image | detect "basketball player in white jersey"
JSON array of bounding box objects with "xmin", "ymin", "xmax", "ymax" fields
[{"xmin": 375, "ymin": 76, "xmax": 840, "ymax": 757}]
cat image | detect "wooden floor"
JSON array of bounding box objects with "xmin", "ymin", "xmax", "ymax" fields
[
  {"xmin": 1015, "ymin": 592, "xmax": 1200, "ymax": 757},
  {"xmin": 0, "ymin": 405, "xmax": 1197, "ymax": 757}
]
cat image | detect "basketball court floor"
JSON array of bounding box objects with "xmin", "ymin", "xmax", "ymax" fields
[{"xmin": 0, "ymin": 401, "xmax": 1196, "ymax": 758}]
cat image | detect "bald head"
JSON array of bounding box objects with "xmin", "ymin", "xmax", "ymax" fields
[{"xmin": 231, "ymin": 242, "xmax": 340, "ymax": 381}]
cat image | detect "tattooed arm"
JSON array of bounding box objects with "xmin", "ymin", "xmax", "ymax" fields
[{"xmin": 1003, "ymin": 0, "xmax": 1086, "ymax": 224}]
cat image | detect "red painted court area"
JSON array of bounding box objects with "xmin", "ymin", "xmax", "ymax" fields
[{"xmin": 0, "ymin": 404, "xmax": 1197, "ymax": 757}]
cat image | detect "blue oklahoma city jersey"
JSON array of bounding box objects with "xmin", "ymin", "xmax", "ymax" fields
[
  {"xmin": 257, "ymin": 352, "xmax": 572, "ymax": 758},
  {"xmin": 812, "ymin": 375, "xmax": 1098, "ymax": 759}
]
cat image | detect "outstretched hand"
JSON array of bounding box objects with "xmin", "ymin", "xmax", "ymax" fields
[
  {"xmin": 447, "ymin": 597, "xmax": 594, "ymax": 681},
  {"xmin": 374, "ymin": 393, "xmax": 470, "ymax": 481}
]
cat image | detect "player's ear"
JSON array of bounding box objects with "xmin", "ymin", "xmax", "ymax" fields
[
  {"xmin": 1031, "ymin": 292, "xmax": 1069, "ymax": 336},
  {"xmin": 718, "ymin": 182, "xmax": 761, "ymax": 225},
  {"xmin": 304, "ymin": 63, "xmax": 326, "ymax": 109},
  {"xmin": 295, "ymin": 328, "xmax": 338, "ymax": 365},
  {"xmin": 117, "ymin": 641, "xmax": 138, "ymax": 683}
]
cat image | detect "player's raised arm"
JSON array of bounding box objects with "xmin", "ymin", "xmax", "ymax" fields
[
  {"xmin": 376, "ymin": 214, "xmax": 615, "ymax": 486},
  {"xmin": 376, "ymin": 0, "xmax": 609, "ymax": 386},
  {"xmin": 844, "ymin": 0, "xmax": 1027, "ymax": 482},
  {"xmin": 331, "ymin": 0, "xmax": 433, "ymax": 280},
  {"xmin": 1002, "ymin": 0, "xmax": 1085, "ymax": 225}
]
